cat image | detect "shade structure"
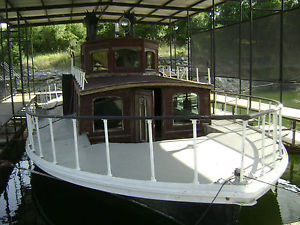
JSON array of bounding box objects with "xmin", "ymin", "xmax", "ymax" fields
[{"xmin": 0, "ymin": 0, "xmax": 226, "ymax": 26}]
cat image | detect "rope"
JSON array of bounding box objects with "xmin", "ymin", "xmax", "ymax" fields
[
  {"xmin": 244, "ymin": 175, "xmax": 300, "ymax": 194},
  {"xmin": 194, "ymin": 177, "xmax": 233, "ymax": 225}
]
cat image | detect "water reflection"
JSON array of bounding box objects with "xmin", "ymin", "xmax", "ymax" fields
[{"xmin": 0, "ymin": 150, "xmax": 299, "ymax": 225}]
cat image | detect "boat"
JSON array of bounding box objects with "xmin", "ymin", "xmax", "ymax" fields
[{"xmin": 25, "ymin": 14, "xmax": 288, "ymax": 225}]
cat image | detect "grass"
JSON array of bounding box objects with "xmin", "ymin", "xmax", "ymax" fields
[
  {"xmin": 158, "ymin": 44, "xmax": 188, "ymax": 57},
  {"xmin": 29, "ymin": 52, "xmax": 71, "ymax": 71},
  {"xmin": 30, "ymin": 45, "xmax": 188, "ymax": 71}
]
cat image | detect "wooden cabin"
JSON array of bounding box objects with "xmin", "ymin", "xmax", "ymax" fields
[{"xmin": 64, "ymin": 37, "xmax": 212, "ymax": 144}]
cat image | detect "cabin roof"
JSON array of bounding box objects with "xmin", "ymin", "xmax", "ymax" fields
[
  {"xmin": 1, "ymin": 0, "xmax": 227, "ymax": 27},
  {"xmin": 81, "ymin": 75, "xmax": 212, "ymax": 95}
]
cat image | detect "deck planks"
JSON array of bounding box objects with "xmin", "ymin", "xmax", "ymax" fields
[
  {"xmin": 31, "ymin": 112, "xmax": 277, "ymax": 185},
  {"xmin": 0, "ymin": 93, "xmax": 34, "ymax": 127}
]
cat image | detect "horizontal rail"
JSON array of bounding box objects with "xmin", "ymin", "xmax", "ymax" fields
[{"xmin": 25, "ymin": 89, "xmax": 285, "ymax": 186}]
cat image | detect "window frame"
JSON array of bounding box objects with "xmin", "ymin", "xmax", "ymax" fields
[
  {"xmin": 172, "ymin": 92, "xmax": 199, "ymax": 126},
  {"xmin": 93, "ymin": 97, "xmax": 124, "ymax": 132}
]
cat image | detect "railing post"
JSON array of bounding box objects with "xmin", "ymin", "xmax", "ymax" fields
[
  {"xmin": 278, "ymin": 107, "xmax": 283, "ymax": 155},
  {"xmin": 291, "ymin": 120, "xmax": 296, "ymax": 147},
  {"xmin": 26, "ymin": 114, "xmax": 35, "ymax": 152},
  {"xmin": 103, "ymin": 119, "xmax": 112, "ymax": 176},
  {"xmin": 48, "ymin": 84, "xmax": 52, "ymax": 101},
  {"xmin": 240, "ymin": 120, "xmax": 248, "ymax": 182},
  {"xmin": 207, "ymin": 67, "xmax": 211, "ymax": 84},
  {"xmin": 54, "ymin": 83, "xmax": 58, "ymax": 99},
  {"xmin": 72, "ymin": 119, "xmax": 80, "ymax": 170},
  {"xmin": 224, "ymin": 94, "xmax": 227, "ymax": 114},
  {"xmin": 214, "ymin": 92, "xmax": 217, "ymax": 113},
  {"xmin": 48, "ymin": 118, "xmax": 57, "ymax": 164},
  {"xmin": 247, "ymin": 97, "xmax": 250, "ymax": 114},
  {"xmin": 192, "ymin": 120, "xmax": 199, "ymax": 184},
  {"xmin": 272, "ymin": 112, "xmax": 278, "ymax": 164},
  {"xmin": 261, "ymin": 115, "xmax": 266, "ymax": 175},
  {"xmin": 234, "ymin": 96, "xmax": 238, "ymax": 115},
  {"xmin": 268, "ymin": 102, "xmax": 272, "ymax": 134},
  {"xmin": 82, "ymin": 72, "xmax": 86, "ymax": 90},
  {"xmin": 258, "ymin": 100, "xmax": 261, "ymax": 127},
  {"xmin": 147, "ymin": 120, "xmax": 156, "ymax": 182},
  {"xmin": 186, "ymin": 67, "xmax": 188, "ymax": 80},
  {"xmin": 35, "ymin": 117, "xmax": 43, "ymax": 158}
]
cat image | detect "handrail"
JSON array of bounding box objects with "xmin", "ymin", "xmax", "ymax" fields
[{"xmin": 26, "ymin": 91, "xmax": 284, "ymax": 184}]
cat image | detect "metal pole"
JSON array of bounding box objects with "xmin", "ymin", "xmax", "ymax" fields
[
  {"xmin": 147, "ymin": 120, "xmax": 156, "ymax": 182},
  {"xmin": 261, "ymin": 114, "xmax": 266, "ymax": 175},
  {"xmin": 249, "ymin": 0, "xmax": 253, "ymax": 99},
  {"xmin": 238, "ymin": 0, "xmax": 242, "ymax": 95},
  {"xmin": 49, "ymin": 118, "xmax": 57, "ymax": 164},
  {"xmin": 35, "ymin": 117, "xmax": 43, "ymax": 158},
  {"xmin": 187, "ymin": 10, "xmax": 191, "ymax": 80},
  {"xmin": 5, "ymin": 0, "xmax": 16, "ymax": 133},
  {"xmin": 278, "ymin": 107, "xmax": 282, "ymax": 155},
  {"xmin": 26, "ymin": 114, "xmax": 35, "ymax": 152},
  {"xmin": 272, "ymin": 112, "xmax": 278, "ymax": 165},
  {"xmin": 211, "ymin": 0, "xmax": 216, "ymax": 88},
  {"xmin": 103, "ymin": 119, "xmax": 112, "ymax": 176},
  {"xmin": 192, "ymin": 120, "xmax": 199, "ymax": 184},
  {"xmin": 17, "ymin": 14, "xmax": 25, "ymax": 106},
  {"xmin": 30, "ymin": 27, "xmax": 35, "ymax": 94},
  {"xmin": 25, "ymin": 27, "xmax": 31, "ymax": 98},
  {"xmin": 240, "ymin": 120, "xmax": 248, "ymax": 182},
  {"xmin": 279, "ymin": 0, "xmax": 284, "ymax": 103},
  {"xmin": 169, "ymin": 20, "xmax": 173, "ymax": 71},
  {"xmin": 0, "ymin": 26, "xmax": 6, "ymax": 98},
  {"xmin": 174, "ymin": 24, "xmax": 177, "ymax": 73},
  {"xmin": 72, "ymin": 119, "xmax": 80, "ymax": 170}
]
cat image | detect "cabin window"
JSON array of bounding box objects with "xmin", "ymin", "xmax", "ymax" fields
[
  {"xmin": 94, "ymin": 98, "xmax": 123, "ymax": 130},
  {"xmin": 91, "ymin": 50, "xmax": 108, "ymax": 72},
  {"xmin": 146, "ymin": 51, "xmax": 155, "ymax": 70},
  {"xmin": 115, "ymin": 49, "xmax": 139, "ymax": 68},
  {"xmin": 172, "ymin": 93, "xmax": 198, "ymax": 125}
]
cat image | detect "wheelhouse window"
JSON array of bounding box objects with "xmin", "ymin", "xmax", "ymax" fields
[
  {"xmin": 115, "ymin": 49, "xmax": 139, "ymax": 68},
  {"xmin": 146, "ymin": 51, "xmax": 155, "ymax": 70},
  {"xmin": 172, "ymin": 93, "xmax": 198, "ymax": 125},
  {"xmin": 94, "ymin": 98, "xmax": 123, "ymax": 130},
  {"xmin": 91, "ymin": 49, "xmax": 108, "ymax": 72}
]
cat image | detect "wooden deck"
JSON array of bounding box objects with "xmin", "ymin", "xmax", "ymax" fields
[
  {"xmin": 213, "ymin": 93, "xmax": 300, "ymax": 147},
  {"xmin": 25, "ymin": 101, "xmax": 289, "ymax": 205},
  {"xmin": 0, "ymin": 93, "xmax": 33, "ymax": 127},
  {"xmin": 30, "ymin": 106, "xmax": 279, "ymax": 184}
]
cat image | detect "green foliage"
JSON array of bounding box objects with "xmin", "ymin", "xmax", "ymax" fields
[
  {"xmin": 97, "ymin": 23, "xmax": 115, "ymax": 38},
  {"xmin": 31, "ymin": 52, "xmax": 70, "ymax": 71},
  {"xmin": 135, "ymin": 24, "xmax": 167, "ymax": 41},
  {"xmin": 32, "ymin": 23, "xmax": 86, "ymax": 54}
]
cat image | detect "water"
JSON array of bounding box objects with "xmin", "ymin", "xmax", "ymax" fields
[{"xmin": 0, "ymin": 142, "xmax": 299, "ymax": 225}]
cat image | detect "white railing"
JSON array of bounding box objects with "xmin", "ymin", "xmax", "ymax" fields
[
  {"xmin": 71, "ymin": 65, "xmax": 87, "ymax": 90},
  {"xmin": 25, "ymin": 91, "xmax": 284, "ymax": 184},
  {"xmin": 159, "ymin": 65, "xmax": 211, "ymax": 84},
  {"xmin": 212, "ymin": 91, "xmax": 285, "ymax": 173}
]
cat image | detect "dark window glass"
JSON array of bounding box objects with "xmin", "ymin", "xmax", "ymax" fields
[
  {"xmin": 94, "ymin": 98, "xmax": 123, "ymax": 130},
  {"xmin": 146, "ymin": 51, "xmax": 155, "ymax": 69},
  {"xmin": 91, "ymin": 50, "xmax": 108, "ymax": 72},
  {"xmin": 115, "ymin": 49, "xmax": 139, "ymax": 68},
  {"xmin": 172, "ymin": 93, "xmax": 198, "ymax": 125}
]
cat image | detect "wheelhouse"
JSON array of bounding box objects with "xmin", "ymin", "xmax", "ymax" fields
[{"xmin": 65, "ymin": 37, "xmax": 212, "ymax": 144}]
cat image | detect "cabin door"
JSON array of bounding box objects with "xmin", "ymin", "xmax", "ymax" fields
[{"xmin": 135, "ymin": 90, "xmax": 153, "ymax": 142}]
